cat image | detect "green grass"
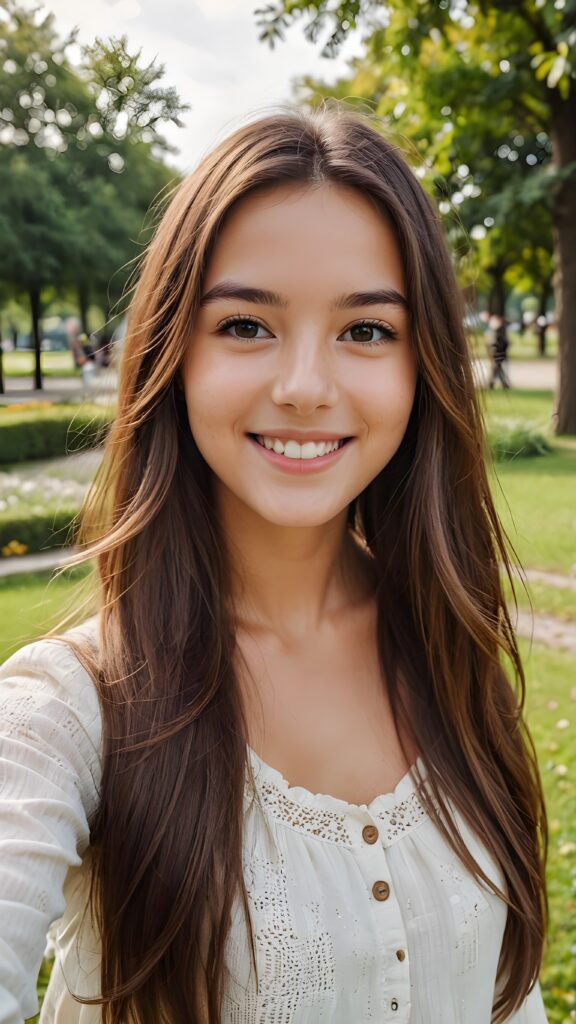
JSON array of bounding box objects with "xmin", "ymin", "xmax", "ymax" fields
[
  {"xmin": 480, "ymin": 390, "xmax": 576, "ymax": 574},
  {"xmin": 1, "ymin": 350, "xmax": 81, "ymax": 378},
  {"xmin": 519, "ymin": 640, "xmax": 576, "ymax": 1024},
  {"xmin": 481, "ymin": 388, "xmax": 559, "ymax": 430},
  {"xmin": 490, "ymin": 446, "xmax": 576, "ymax": 572},
  {"xmin": 0, "ymin": 568, "xmax": 94, "ymax": 663},
  {"xmin": 507, "ymin": 329, "xmax": 558, "ymax": 361},
  {"xmin": 505, "ymin": 576, "xmax": 576, "ymax": 624},
  {"xmin": 469, "ymin": 329, "xmax": 558, "ymax": 361}
]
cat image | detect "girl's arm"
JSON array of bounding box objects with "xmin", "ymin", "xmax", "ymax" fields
[{"xmin": 0, "ymin": 638, "xmax": 102, "ymax": 1024}]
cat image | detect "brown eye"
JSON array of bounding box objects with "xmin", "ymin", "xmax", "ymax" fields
[
  {"xmin": 218, "ymin": 317, "xmax": 268, "ymax": 340},
  {"xmin": 350, "ymin": 324, "xmax": 377, "ymax": 343},
  {"xmin": 233, "ymin": 320, "xmax": 260, "ymax": 339},
  {"xmin": 341, "ymin": 320, "xmax": 397, "ymax": 346}
]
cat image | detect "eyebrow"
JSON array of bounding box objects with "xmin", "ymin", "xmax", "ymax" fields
[{"xmin": 199, "ymin": 281, "xmax": 409, "ymax": 312}]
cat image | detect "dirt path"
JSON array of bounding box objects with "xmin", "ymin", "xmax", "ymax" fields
[
  {"xmin": 514, "ymin": 609, "xmax": 576, "ymax": 656},
  {"xmin": 523, "ymin": 568, "xmax": 576, "ymax": 592}
]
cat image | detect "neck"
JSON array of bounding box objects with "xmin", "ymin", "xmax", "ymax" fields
[{"xmin": 216, "ymin": 487, "xmax": 373, "ymax": 639}]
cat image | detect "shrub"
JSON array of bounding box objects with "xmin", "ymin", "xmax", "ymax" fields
[
  {"xmin": 0, "ymin": 507, "xmax": 79, "ymax": 555},
  {"xmin": 0, "ymin": 404, "xmax": 112, "ymax": 463},
  {"xmin": 488, "ymin": 419, "xmax": 553, "ymax": 462}
]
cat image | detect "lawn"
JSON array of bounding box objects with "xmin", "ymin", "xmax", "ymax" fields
[
  {"xmin": 481, "ymin": 390, "xmax": 576, "ymax": 574},
  {"xmin": 520, "ymin": 640, "xmax": 576, "ymax": 1024},
  {"xmin": 469, "ymin": 328, "xmax": 558, "ymax": 362},
  {"xmin": 1, "ymin": 350, "xmax": 81, "ymax": 378},
  {"xmin": 481, "ymin": 388, "xmax": 559, "ymax": 429},
  {"xmin": 0, "ymin": 567, "xmax": 94, "ymax": 663},
  {"xmin": 491, "ymin": 446, "xmax": 576, "ymax": 572},
  {"xmin": 505, "ymin": 575, "xmax": 575, "ymax": 625}
]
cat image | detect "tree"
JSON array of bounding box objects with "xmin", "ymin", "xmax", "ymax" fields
[
  {"xmin": 256, "ymin": 0, "xmax": 576, "ymax": 433},
  {"xmin": 68, "ymin": 34, "xmax": 184, "ymax": 332},
  {"xmin": 290, "ymin": 18, "xmax": 554, "ymax": 331},
  {"xmin": 0, "ymin": 2, "xmax": 185, "ymax": 386},
  {"xmin": 0, "ymin": 1, "xmax": 92, "ymax": 386}
]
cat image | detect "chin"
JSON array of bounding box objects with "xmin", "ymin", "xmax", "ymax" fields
[{"xmin": 253, "ymin": 503, "xmax": 347, "ymax": 530}]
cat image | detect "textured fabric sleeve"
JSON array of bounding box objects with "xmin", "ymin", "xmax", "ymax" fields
[{"xmin": 0, "ymin": 637, "xmax": 102, "ymax": 1024}]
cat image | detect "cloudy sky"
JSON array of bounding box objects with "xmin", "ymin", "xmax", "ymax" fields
[{"xmin": 44, "ymin": 0, "xmax": 364, "ymax": 173}]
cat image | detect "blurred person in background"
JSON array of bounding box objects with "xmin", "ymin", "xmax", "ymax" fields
[{"xmin": 488, "ymin": 314, "xmax": 511, "ymax": 389}]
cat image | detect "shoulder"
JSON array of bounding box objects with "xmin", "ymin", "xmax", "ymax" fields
[{"xmin": 0, "ymin": 615, "xmax": 102, "ymax": 753}]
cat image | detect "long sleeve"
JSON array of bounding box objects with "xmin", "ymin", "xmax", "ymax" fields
[{"xmin": 0, "ymin": 636, "xmax": 102, "ymax": 1024}]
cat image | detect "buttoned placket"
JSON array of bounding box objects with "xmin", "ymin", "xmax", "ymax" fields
[{"xmin": 348, "ymin": 807, "xmax": 411, "ymax": 1023}]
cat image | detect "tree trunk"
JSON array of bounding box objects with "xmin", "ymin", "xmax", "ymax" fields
[
  {"xmin": 78, "ymin": 283, "xmax": 90, "ymax": 336},
  {"xmin": 29, "ymin": 286, "xmax": 43, "ymax": 391},
  {"xmin": 550, "ymin": 90, "xmax": 576, "ymax": 434},
  {"xmin": 488, "ymin": 265, "xmax": 507, "ymax": 317},
  {"xmin": 0, "ymin": 316, "xmax": 4, "ymax": 395},
  {"xmin": 537, "ymin": 275, "xmax": 552, "ymax": 357}
]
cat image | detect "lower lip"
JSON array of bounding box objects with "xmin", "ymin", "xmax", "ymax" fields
[{"xmin": 247, "ymin": 436, "xmax": 353, "ymax": 474}]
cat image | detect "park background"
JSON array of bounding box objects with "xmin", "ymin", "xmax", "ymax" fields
[{"xmin": 0, "ymin": 0, "xmax": 574, "ymax": 1020}]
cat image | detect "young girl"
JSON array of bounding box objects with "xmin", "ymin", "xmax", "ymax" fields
[{"xmin": 0, "ymin": 105, "xmax": 548, "ymax": 1024}]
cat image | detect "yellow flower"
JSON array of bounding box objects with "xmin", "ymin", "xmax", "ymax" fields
[
  {"xmin": 1, "ymin": 539, "xmax": 29, "ymax": 557},
  {"xmin": 2, "ymin": 400, "xmax": 54, "ymax": 413}
]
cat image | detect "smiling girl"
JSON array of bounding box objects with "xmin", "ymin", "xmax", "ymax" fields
[{"xmin": 0, "ymin": 106, "xmax": 547, "ymax": 1023}]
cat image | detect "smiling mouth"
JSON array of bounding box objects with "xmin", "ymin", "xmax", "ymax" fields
[{"xmin": 248, "ymin": 434, "xmax": 353, "ymax": 460}]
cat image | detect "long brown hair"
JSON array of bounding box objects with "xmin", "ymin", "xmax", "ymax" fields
[{"xmin": 62, "ymin": 104, "xmax": 546, "ymax": 1023}]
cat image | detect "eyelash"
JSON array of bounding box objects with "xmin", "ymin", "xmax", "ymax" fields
[{"xmin": 216, "ymin": 315, "xmax": 398, "ymax": 347}]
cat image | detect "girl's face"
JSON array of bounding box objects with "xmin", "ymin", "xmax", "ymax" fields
[{"xmin": 183, "ymin": 183, "xmax": 417, "ymax": 529}]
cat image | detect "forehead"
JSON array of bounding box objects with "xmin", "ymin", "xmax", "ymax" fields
[{"xmin": 205, "ymin": 182, "xmax": 405, "ymax": 296}]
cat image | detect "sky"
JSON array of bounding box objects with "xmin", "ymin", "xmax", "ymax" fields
[{"xmin": 44, "ymin": 0, "xmax": 365, "ymax": 174}]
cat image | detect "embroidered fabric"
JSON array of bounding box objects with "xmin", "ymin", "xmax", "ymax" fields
[{"xmin": 246, "ymin": 746, "xmax": 427, "ymax": 848}]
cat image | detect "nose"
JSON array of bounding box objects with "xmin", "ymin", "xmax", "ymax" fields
[{"xmin": 270, "ymin": 334, "xmax": 339, "ymax": 414}]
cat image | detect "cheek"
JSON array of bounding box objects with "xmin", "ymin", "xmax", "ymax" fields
[
  {"xmin": 355, "ymin": 356, "xmax": 417, "ymax": 437},
  {"xmin": 182, "ymin": 349, "xmax": 262, "ymax": 452}
]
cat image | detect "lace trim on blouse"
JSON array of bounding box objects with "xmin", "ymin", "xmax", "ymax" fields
[{"xmin": 245, "ymin": 747, "xmax": 427, "ymax": 848}]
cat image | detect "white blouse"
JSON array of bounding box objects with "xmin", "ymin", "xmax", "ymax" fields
[{"xmin": 0, "ymin": 630, "xmax": 548, "ymax": 1024}]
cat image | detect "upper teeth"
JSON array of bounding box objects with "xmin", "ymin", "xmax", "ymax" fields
[{"xmin": 257, "ymin": 436, "xmax": 344, "ymax": 459}]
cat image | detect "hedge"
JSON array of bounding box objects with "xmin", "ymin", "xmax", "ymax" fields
[
  {"xmin": 0, "ymin": 507, "xmax": 79, "ymax": 556},
  {"xmin": 0, "ymin": 404, "xmax": 113, "ymax": 463}
]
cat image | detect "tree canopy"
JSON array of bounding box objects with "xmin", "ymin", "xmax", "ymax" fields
[{"xmin": 0, "ymin": 0, "xmax": 186, "ymax": 388}]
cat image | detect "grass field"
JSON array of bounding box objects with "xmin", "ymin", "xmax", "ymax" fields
[
  {"xmin": 481, "ymin": 390, "xmax": 576, "ymax": 575},
  {"xmin": 0, "ymin": 567, "xmax": 94, "ymax": 663},
  {"xmin": 481, "ymin": 388, "xmax": 559, "ymax": 429},
  {"xmin": 469, "ymin": 327, "xmax": 558, "ymax": 362},
  {"xmin": 505, "ymin": 576, "xmax": 575, "ymax": 624},
  {"xmin": 1, "ymin": 350, "xmax": 81, "ymax": 378},
  {"xmin": 520, "ymin": 640, "xmax": 576, "ymax": 1023}
]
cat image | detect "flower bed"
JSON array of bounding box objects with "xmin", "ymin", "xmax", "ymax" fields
[{"xmin": 0, "ymin": 468, "xmax": 87, "ymax": 555}]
